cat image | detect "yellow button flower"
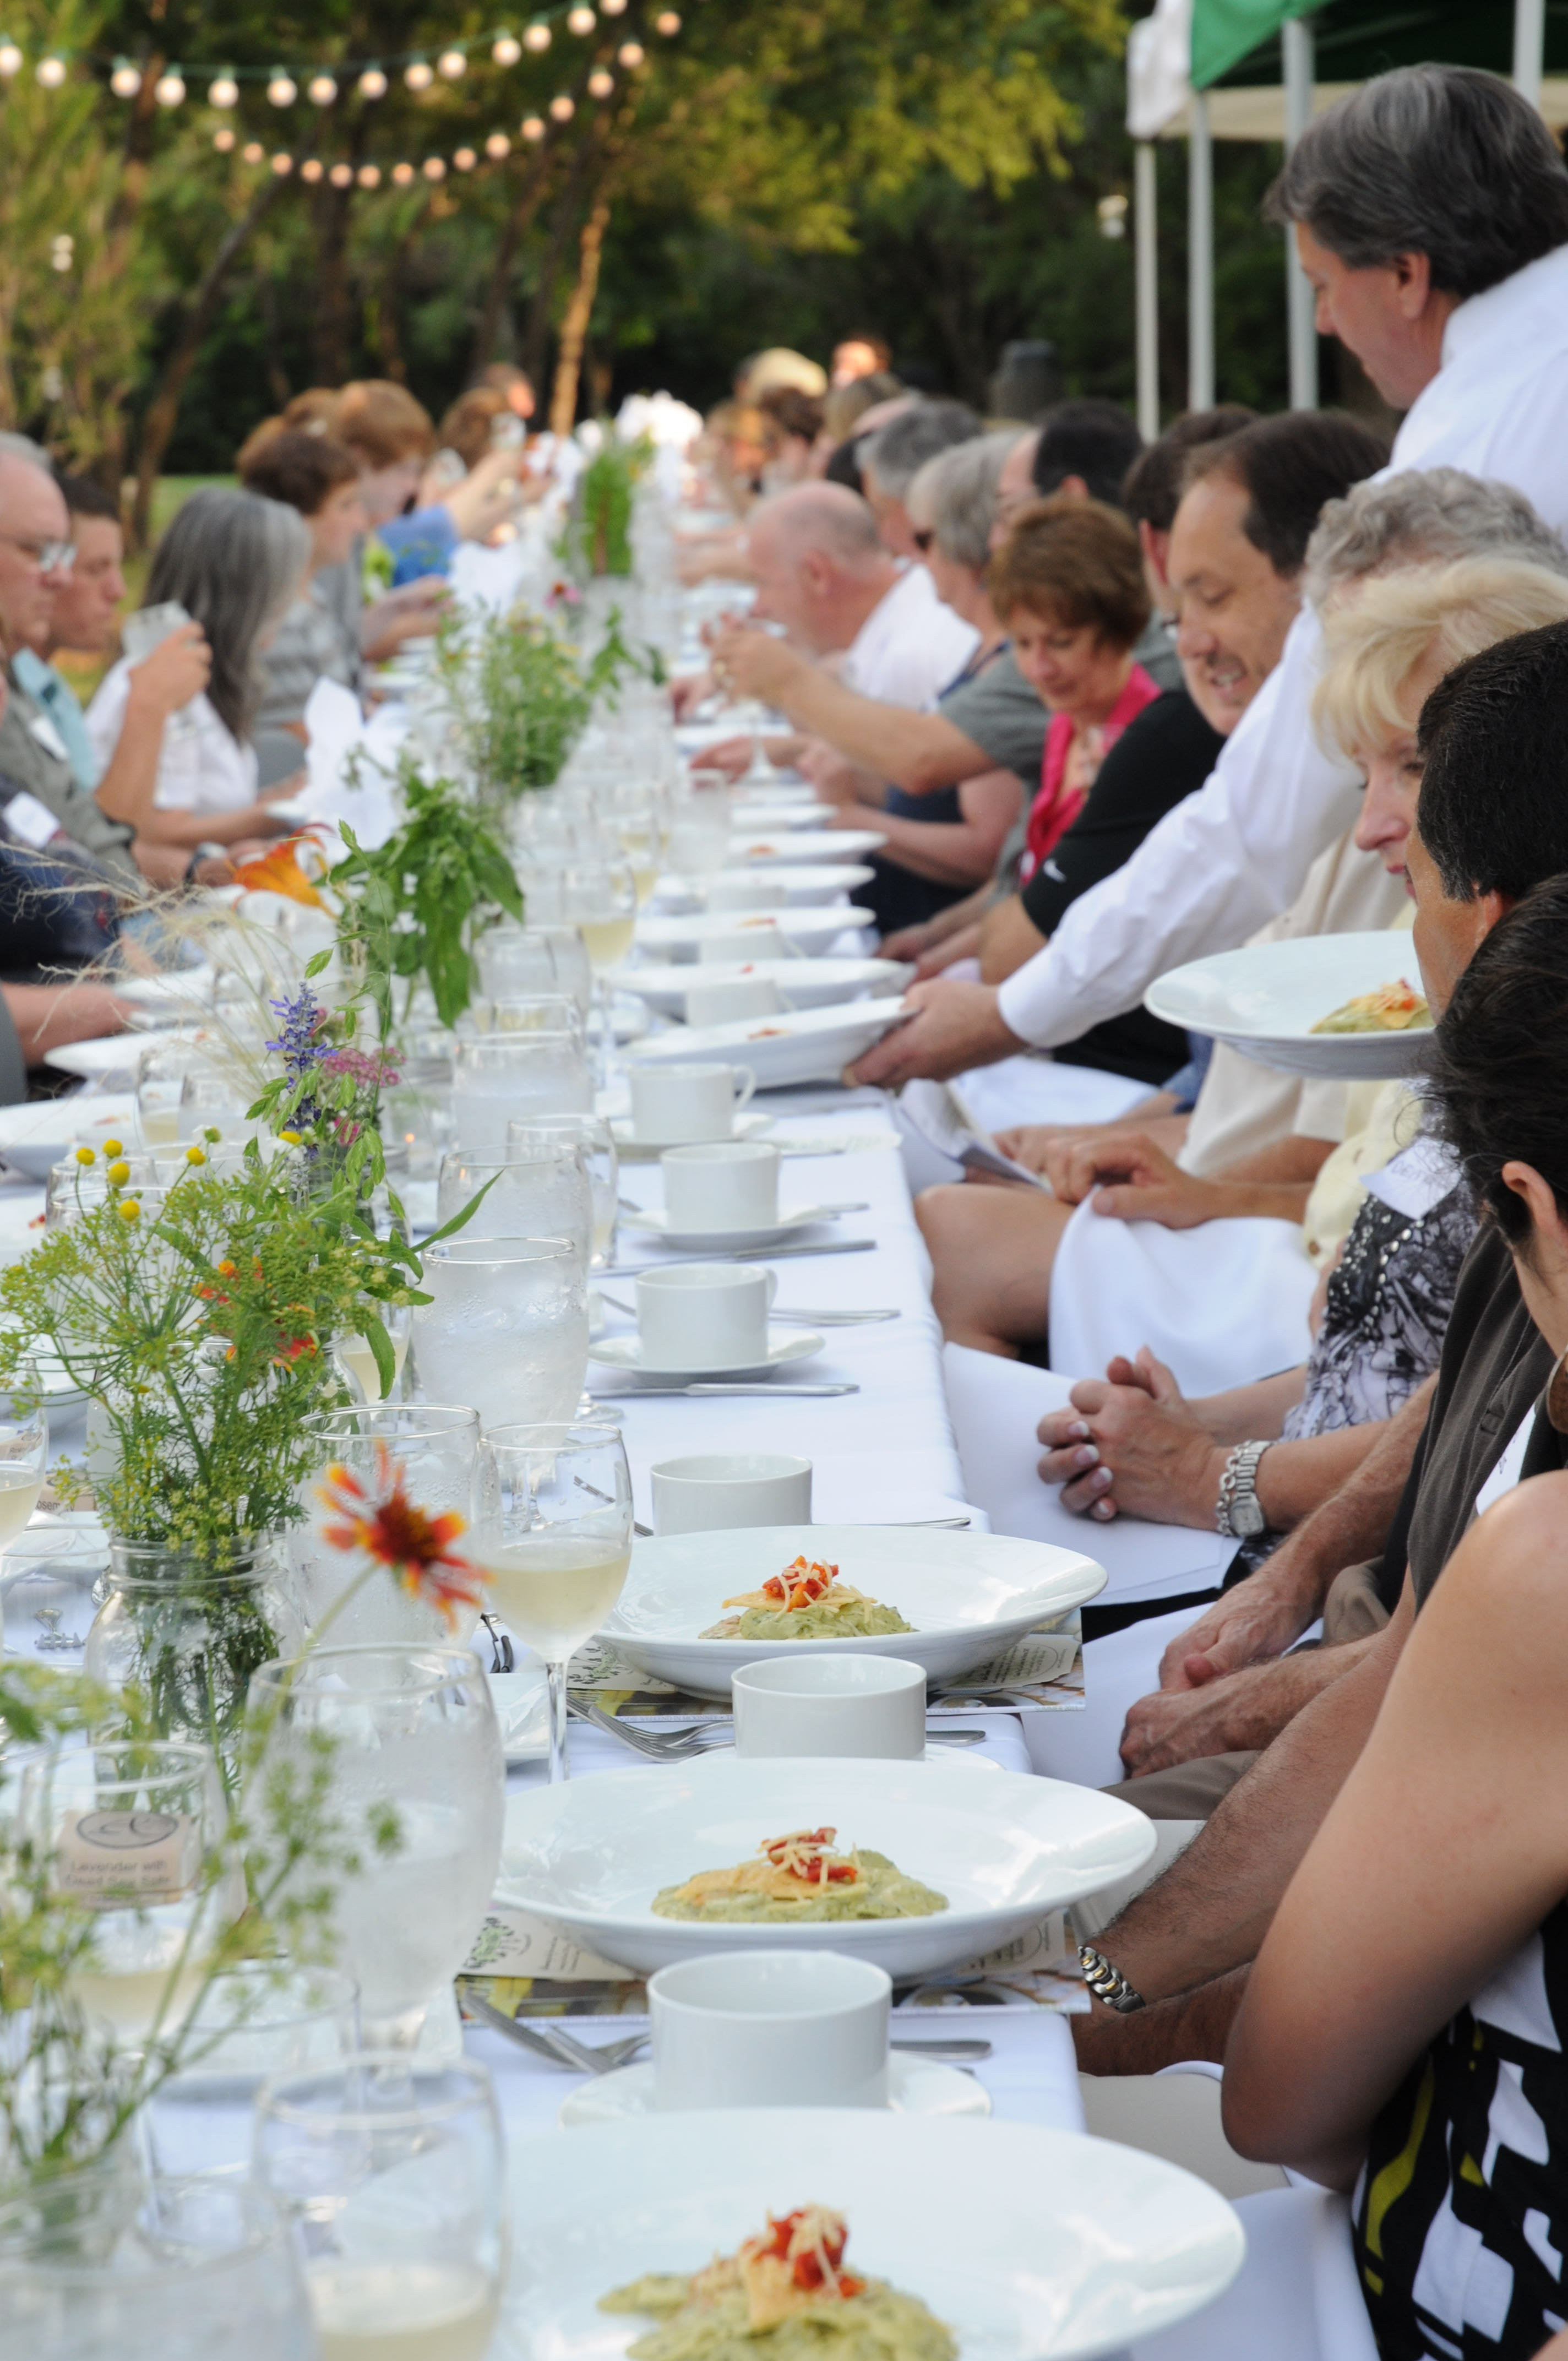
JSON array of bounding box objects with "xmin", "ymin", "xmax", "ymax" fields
[
  {"xmin": 117, "ymin": 1199, "xmax": 141, "ymax": 1222},
  {"xmin": 278, "ymin": 1129, "xmax": 302, "ymax": 1146},
  {"xmin": 73, "ymin": 1146, "xmax": 96, "ymax": 1167},
  {"xmin": 185, "ymin": 1146, "xmax": 207, "ymax": 1167},
  {"xmin": 101, "ymin": 1138, "xmax": 123, "ymax": 1157},
  {"xmin": 106, "ymin": 1161, "xmax": 130, "ymax": 1187}
]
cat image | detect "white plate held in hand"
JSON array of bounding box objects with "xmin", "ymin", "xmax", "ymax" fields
[
  {"xmin": 1147, "ymin": 929, "xmax": 1433, "ymax": 1080},
  {"xmin": 626, "ymin": 1000, "xmax": 910, "ymax": 1090}
]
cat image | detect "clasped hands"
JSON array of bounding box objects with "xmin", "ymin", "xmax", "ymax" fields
[{"xmin": 1035, "ymin": 1346, "xmax": 1222, "ymax": 1527}]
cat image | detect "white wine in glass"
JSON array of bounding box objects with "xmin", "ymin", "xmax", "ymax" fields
[
  {"xmin": 578, "ymin": 910, "xmax": 637, "ymax": 972},
  {"xmin": 0, "ymin": 1364, "xmax": 48, "ymax": 1547},
  {"xmin": 309, "ymin": 2262, "xmax": 498, "ymax": 2361},
  {"xmin": 477, "ymin": 1533, "xmax": 631, "ymax": 1658},
  {"xmin": 0, "ymin": 1466, "xmax": 43, "ymax": 1546}
]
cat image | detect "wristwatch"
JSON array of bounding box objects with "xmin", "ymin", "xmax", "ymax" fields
[
  {"xmin": 184, "ymin": 841, "xmax": 230, "ymax": 882},
  {"xmin": 1215, "ymin": 1439, "xmax": 1273, "ymax": 1539},
  {"xmin": 1078, "ymin": 1943, "xmax": 1146, "ymax": 2012}
]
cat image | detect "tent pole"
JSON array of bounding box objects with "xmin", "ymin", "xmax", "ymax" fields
[
  {"xmin": 1136, "ymin": 139, "xmax": 1159, "ymax": 440},
  {"xmin": 1188, "ymin": 92, "xmax": 1215, "ymax": 411},
  {"xmin": 1283, "ymin": 13, "xmax": 1318, "ymax": 410},
  {"xmin": 1515, "ymin": 0, "xmax": 1546, "ymax": 107}
]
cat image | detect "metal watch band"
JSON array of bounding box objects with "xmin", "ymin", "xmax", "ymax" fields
[
  {"xmin": 1215, "ymin": 1438, "xmax": 1273, "ymax": 1539},
  {"xmin": 184, "ymin": 840, "xmax": 228, "ymax": 882},
  {"xmin": 1077, "ymin": 1943, "xmax": 1146, "ymax": 2014}
]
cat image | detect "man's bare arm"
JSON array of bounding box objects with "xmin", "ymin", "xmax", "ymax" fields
[
  {"xmin": 1119, "ymin": 1630, "xmax": 1382, "ymax": 1776},
  {"xmin": 1074, "ymin": 1968, "xmax": 1251, "ymax": 2073}
]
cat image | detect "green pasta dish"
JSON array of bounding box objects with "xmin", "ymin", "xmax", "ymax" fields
[
  {"xmin": 700, "ymin": 1557, "xmax": 913, "ymax": 1642},
  {"xmin": 650, "ymin": 1827, "xmax": 948, "ymax": 1924},
  {"xmin": 601, "ymin": 2206, "xmax": 956, "ymax": 2361}
]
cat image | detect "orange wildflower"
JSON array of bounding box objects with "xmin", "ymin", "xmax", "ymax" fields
[{"xmin": 316, "ymin": 1441, "xmax": 486, "ymax": 1628}]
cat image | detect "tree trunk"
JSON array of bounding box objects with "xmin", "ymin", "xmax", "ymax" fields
[
  {"xmin": 549, "ymin": 194, "xmax": 612, "ymax": 437},
  {"xmin": 470, "ymin": 142, "xmax": 560, "ymax": 378},
  {"xmin": 130, "ymin": 177, "xmax": 288, "ymax": 546},
  {"xmin": 521, "ymin": 125, "xmax": 607, "ymax": 392},
  {"xmin": 313, "ymin": 181, "xmax": 356, "ymax": 385}
]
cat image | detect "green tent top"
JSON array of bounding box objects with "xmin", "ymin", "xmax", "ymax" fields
[{"xmin": 1193, "ymin": 0, "xmax": 1568, "ymax": 92}]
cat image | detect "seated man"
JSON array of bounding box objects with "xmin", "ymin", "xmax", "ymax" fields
[{"xmin": 1070, "ymin": 619, "xmax": 1568, "ymax": 2075}]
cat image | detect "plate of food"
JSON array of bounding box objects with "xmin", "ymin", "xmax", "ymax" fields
[
  {"xmin": 496, "ymin": 1753, "xmax": 1152, "ymax": 1979},
  {"xmin": 634, "ymin": 909, "xmax": 875, "ymax": 962},
  {"xmin": 599, "ymin": 1525, "xmax": 1104, "ymax": 1698},
  {"xmin": 624, "ymin": 1001, "xmax": 911, "ymax": 1091},
  {"xmin": 624, "ymin": 958, "xmax": 911, "ymax": 1018},
  {"xmin": 726, "ymin": 799, "xmax": 833, "ymax": 829},
  {"xmin": 1145, "ymin": 928, "xmax": 1434, "ymax": 1079},
  {"xmin": 701, "ymin": 865, "xmax": 877, "ymax": 909},
  {"xmin": 42, "ymin": 1034, "xmax": 145, "ymax": 1082},
  {"xmin": 728, "ymin": 830, "xmax": 888, "ymax": 868},
  {"xmin": 0, "ymin": 1094, "xmax": 139, "ymax": 1183},
  {"xmin": 497, "ymin": 2114, "xmax": 1244, "ymax": 2361}
]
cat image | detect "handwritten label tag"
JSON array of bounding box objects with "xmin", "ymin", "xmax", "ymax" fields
[
  {"xmin": 2, "ymin": 790, "xmax": 62, "ymax": 850},
  {"xmin": 55, "ymin": 1808, "xmax": 201, "ymax": 1906}
]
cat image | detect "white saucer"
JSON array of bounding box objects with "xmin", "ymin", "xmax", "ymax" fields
[
  {"xmin": 558, "ymin": 2050, "xmax": 990, "ymax": 2127},
  {"xmin": 618, "ymin": 1205, "xmax": 837, "ymax": 1252},
  {"xmin": 609, "ymin": 1111, "xmax": 774, "ymax": 1157},
  {"xmin": 587, "ymin": 1330, "xmax": 825, "ymax": 1382}
]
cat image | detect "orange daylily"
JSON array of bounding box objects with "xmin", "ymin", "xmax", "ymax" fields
[
  {"xmin": 316, "ymin": 1441, "xmax": 486, "ymax": 1628},
  {"xmin": 230, "ymin": 837, "xmax": 327, "ymax": 908}
]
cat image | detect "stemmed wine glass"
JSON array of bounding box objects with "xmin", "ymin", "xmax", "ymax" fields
[
  {"xmin": 0, "ymin": 1360, "xmax": 47, "ymax": 1548},
  {"xmin": 559, "ymin": 860, "xmax": 637, "ymax": 1087},
  {"xmin": 475, "ymin": 1423, "xmax": 634, "ymax": 1782}
]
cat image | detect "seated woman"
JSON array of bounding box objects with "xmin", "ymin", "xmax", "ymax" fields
[
  {"xmin": 1223, "ymin": 874, "xmax": 1568, "ymax": 2359},
  {"xmin": 85, "ymin": 487, "xmax": 312, "ymax": 847},
  {"xmin": 238, "ymin": 429, "xmax": 367, "ymax": 781},
  {"xmin": 332, "ymin": 379, "xmax": 526, "ymax": 587}
]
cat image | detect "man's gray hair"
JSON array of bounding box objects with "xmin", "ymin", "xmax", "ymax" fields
[
  {"xmin": 862, "ymin": 399, "xmax": 982, "ymax": 500},
  {"xmin": 908, "ymin": 431, "xmax": 1023, "ymax": 574},
  {"xmin": 1267, "ymin": 66, "xmax": 1568, "ymax": 302},
  {"xmin": 143, "ymin": 486, "xmax": 310, "ymax": 745},
  {"xmin": 0, "ymin": 432, "xmax": 52, "ymax": 475},
  {"xmin": 1305, "ymin": 469, "xmax": 1568, "ymax": 611}
]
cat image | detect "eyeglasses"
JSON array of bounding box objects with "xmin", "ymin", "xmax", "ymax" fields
[
  {"xmin": 0, "ymin": 532, "xmax": 74, "ymax": 574},
  {"xmin": 911, "ymin": 527, "xmax": 936, "ymax": 554}
]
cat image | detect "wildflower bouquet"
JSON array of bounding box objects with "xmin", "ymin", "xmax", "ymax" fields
[{"xmin": 438, "ymin": 603, "xmax": 594, "ymax": 799}]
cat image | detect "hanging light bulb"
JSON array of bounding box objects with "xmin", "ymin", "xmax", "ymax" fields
[
  {"xmin": 209, "ymin": 69, "xmax": 238, "ymax": 107},
  {"xmin": 548, "ymin": 93, "xmax": 574, "ymax": 120},
  {"xmin": 307, "ymin": 73, "xmax": 336, "ymax": 105},
  {"xmin": 404, "ymin": 57, "xmax": 433, "ymax": 90},
  {"xmin": 266, "ymin": 68, "xmax": 297, "ymax": 106},
  {"xmin": 601, "ymin": 0, "xmax": 628, "ymax": 14},
  {"xmin": 36, "ymin": 53, "xmax": 67, "ymax": 88},
  {"xmin": 422, "ymin": 155, "xmax": 446, "ymax": 179},
  {"xmin": 437, "ymin": 48, "xmax": 465, "ymax": 79},
  {"xmin": 50, "ymin": 233, "xmax": 73, "ymax": 272},
  {"xmin": 242, "ymin": 139, "xmax": 265, "ymax": 163},
  {"xmin": 358, "ymin": 162, "xmax": 381, "ymax": 187},
  {"xmin": 522, "ymin": 22, "xmax": 550, "ymax": 51},
  {"xmin": 587, "ymin": 67, "xmax": 612, "ymax": 97},
  {"xmin": 329, "ymin": 160, "xmax": 353, "ymax": 187},
  {"xmin": 520, "ymin": 112, "xmax": 545, "ymax": 139},
  {"xmin": 391, "ymin": 160, "xmax": 416, "ymax": 184},
  {"xmin": 358, "ymin": 64, "xmax": 388, "ymax": 98},
  {"xmin": 492, "ymin": 32, "xmax": 521, "ymax": 66},
  {"xmin": 300, "ymin": 156, "xmax": 324, "ymax": 181},
  {"xmin": 655, "ymin": 10, "xmax": 680, "ymax": 31},
  {"xmin": 454, "ymin": 145, "xmax": 476, "ymax": 170},
  {"xmin": 485, "ymin": 129, "xmax": 510, "ymax": 158},
  {"xmin": 0, "ymin": 40, "xmax": 23, "ymax": 78},
  {"xmin": 270, "ymin": 150, "xmax": 293, "ymax": 174},
  {"xmin": 567, "ymin": 7, "xmax": 596, "ymax": 32},
  {"xmin": 154, "ymin": 68, "xmax": 186, "ymax": 105},
  {"xmin": 617, "ymin": 41, "xmax": 644, "ymax": 67},
  {"xmin": 110, "ymin": 57, "xmax": 141, "ymax": 96},
  {"xmin": 213, "ymin": 125, "xmax": 236, "ymax": 151}
]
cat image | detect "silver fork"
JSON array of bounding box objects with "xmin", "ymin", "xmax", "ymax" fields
[{"xmin": 568, "ymin": 1694, "xmax": 732, "ymax": 1760}]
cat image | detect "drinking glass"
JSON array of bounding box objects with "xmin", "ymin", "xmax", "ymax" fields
[
  {"xmin": 46, "ymin": 1154, "xmax": 155, "ymax": 1228},
  {"xmin": 450, "ymin": 1031, "xmax": 591, "ymax": 1152},
  {"xmin": 135, "ymin": 1039, "xmax": 203, "ymax": 1149},
  {"xmin": 455, "ymin": 991, "xmax": 585, "ymax": 1048},
  {"xmin": 332, "ymin": 1302, "xmax": 412, "ymax": 1405},
  {"xmin": 559, "ymin": 862, "xmax": 637, "ymax": 1089},
  {"xmin": 15, "ymin": 1739, "xmax": 239, "ymax": 2048},
  {"xmin": 608, "ymin": 791, "xmax": 669, "ymax": 906},
  {"xmin": 436, "ymin": 1147, "xmax": 592, "ymax": 1269},
  {"xmin": 289, "ymin": 1405, "xmax": 481, "ymax": 1647},
  {"xmin": 532, "ymin": 924, "xmax": 592, "ymax": 1020},
  {"xmin": 0, "ymin": 1362, "xmax": 48, "ymax": 1549},
  {"xmin": 412, "ymin": 1237, "xmax": 589, "ymax": 1434},
  {"xmin": 144, "ymin": 1965, "xmax": 360, "ymax": 2177},
  {"xmin": 247, "ymin": 1646, "xmax": 504, "ymax": 2049},
  {"xmin": 667, "ymin": 773, "xmax": 732, "ymax": 877},
  {"xmin": 254, "ymin": 2055, "xmax": 506, "ymax": 2361},
  {"xmin": 475, "ymin": 923, "xmax": 560, "ymax": 1002},
  {"xmin": 476, "ymin": 1422, "xmax": 633, "ymax": 1782},
  {"xmin": 177, "ymin": 1070, "xmax": 254, "ymax": 1150},
  {"xmin": 506, "ymin": 1113, "xmax": 619, "ymax": 1268}
]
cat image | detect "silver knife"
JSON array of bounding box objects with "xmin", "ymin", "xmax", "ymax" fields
[{"xmin": 601, "ymin": 1239, "xmax": 874, "ymax": 1274}]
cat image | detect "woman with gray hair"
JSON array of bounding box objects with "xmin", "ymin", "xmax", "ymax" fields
[{"xmin": 85, "ymin": 487, "xmax": 311, "ymax": 846}]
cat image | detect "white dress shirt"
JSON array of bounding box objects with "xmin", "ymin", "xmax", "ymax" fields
[
  {"xmin": 840, "ymin": 564, "xmax": 978, "ymax": 711},
  {"xmin": 86, "ymin": 659, "xmax": 259, "ymax": 818},
  {"xmin": 998, "ymin": 240, "xmax": 1568, "ymax": 1048}
]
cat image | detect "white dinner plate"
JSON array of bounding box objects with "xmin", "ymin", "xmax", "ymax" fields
[
  {"xmin": 1147, "ymin": 929, "xmax": 1433, "ymax": 1080},
  {"xmin": 42, "ymin": 1035, "xmax": 145, "ymax": 1082},
  {"xmin": 624, "ymin": 957, "xmax": 910, "ymax": 1016},
  {"xmin": 625, "ymin": 1000, "xmax": 910, "ymax": 1090},
  {"xmin": 704, "ymin": 863, "xmax": 876, "ymax": 907},
  {"xmin": 726, "ymin": 798, "xmax": 832, "ymax": 829},
  {"xmin": 635, "ymin": 907, "xmax": 874, "ymax": 960},
  {"xmin": 600, "ymin": 1522, "xmax": 1105, "ymax": 1699},
  {"xmin": 608, "ymin": 1110, "xmax": 775, "ymax": 1155},
  {"xmin": 0, "ymin": 1094, "xmax": 138, "ymax": 1183},
  {"xmin": 0, "ymin": 1196, "xmax": 46, "ymax": 1269},
  {"xmin": 728, "ymin": 829, "xmax": 888, "ymax": 865},
  {"xmin": 618, "ymin": 1205, "xmax": 841, "ymax": 1252},
  {"xmin": 496, "ymin": 1753, "xmax": 1151, "ymax": 1979},
  {"xmin": 557, "ymin": 2050, "xmax": 990, "ymax": 2127},
  {"xmin": 588, "ymin": 1330, "xmax": 825, "ymax": 1383},
  {"xmin": 489, "ymin": 1663, "xmax": 548, "ymax": 1762},
  {"xmin": 496, "ymin": 2110, "xmax": 1243, "ymax": 2361}
]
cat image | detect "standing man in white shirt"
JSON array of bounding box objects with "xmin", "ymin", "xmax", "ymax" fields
[{"xmin": 847, "ymin": 64, "xmax": 1568, "ymax": 1087}]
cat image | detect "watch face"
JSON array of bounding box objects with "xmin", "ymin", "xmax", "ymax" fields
[{"xmin": 1233, "ymin": 1495, "xmax": 1268, "ymax": 1538}]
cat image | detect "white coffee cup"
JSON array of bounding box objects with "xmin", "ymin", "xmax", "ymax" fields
[
  {"xmin": 732, "ymin": 1656, "xmax": 927, "ymax": 1760},
  {"xmin": 707, "ymin": 877, "xmax": 787, "ymax": 913},
  {"xmin": 698, "ymin": 922, "xmax": 783, "ymax": 964},
  {"xmin": 651, "ymin": 1451, "xmax": 812, "ymax": 1536},
  {"xmin": 683, "ymin": 975, "xmax": 782, "ymax": 1029},
  {"xmin": 629, "ymin": 1062, "xmax": 756, "ymax": 1144},
  {"xmin": 649, "ymin": 1950, "xmax": 890, "ymax": 2110},
  {"xmin": 635, "ymin": 1262, "xmax": 776, "ymax": 1370},
  {"xmin": 661, "ymin": 1141, "xmax": 780, "ymax": 1233}
]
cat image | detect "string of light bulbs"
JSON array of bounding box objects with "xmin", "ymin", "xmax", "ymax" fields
[{"xmin": 0, "ymin": 3, "xmax": 680, "ymax": 106}]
